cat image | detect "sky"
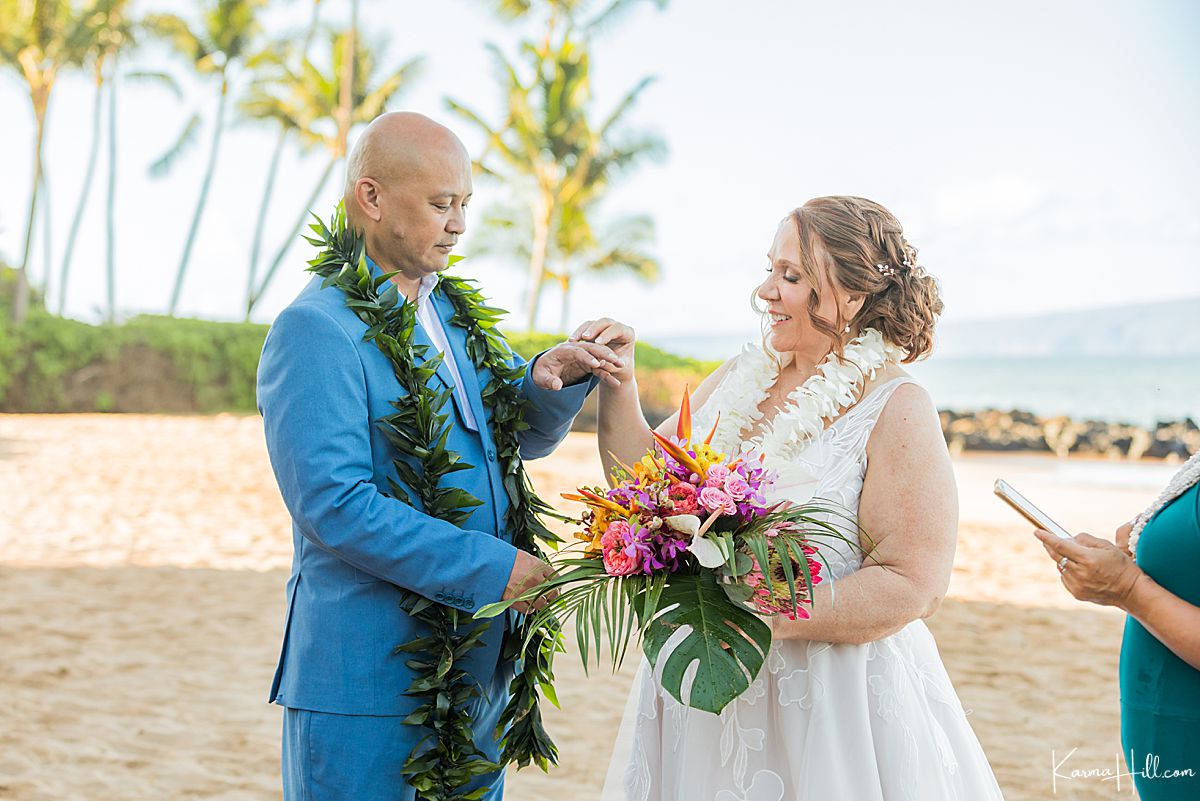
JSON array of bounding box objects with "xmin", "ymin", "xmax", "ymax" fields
[{"xmin": 2, "ymin": 0, "xmax": 1199, "ymax": 338}]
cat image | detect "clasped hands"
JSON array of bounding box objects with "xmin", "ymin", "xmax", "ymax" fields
[
  {"xmin": 1034, "ymin": 520, "xmax": 1145, "ymax": 609},
  {"xmin": 530, "ymin": 317, "xmax": 636, "ymax": 391}
]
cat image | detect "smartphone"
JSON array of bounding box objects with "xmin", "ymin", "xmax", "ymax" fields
[{"xmin": 993, "ymin": 479, "xmax": 1073, "ymax": 539}]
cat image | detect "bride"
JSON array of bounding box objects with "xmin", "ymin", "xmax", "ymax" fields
[{"xmin": 573, "ymin": 196, "xmax": 1006, "ymax": 800}]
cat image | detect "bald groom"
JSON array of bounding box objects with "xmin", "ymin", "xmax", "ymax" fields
[{"xmin": 257, "ymin": 112, "xmax": 634, "ymax": 800}]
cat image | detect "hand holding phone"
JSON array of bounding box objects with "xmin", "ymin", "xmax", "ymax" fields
[{"xmin": 993, "ymin": 479, "xmax": 1073, "ymax": 539}]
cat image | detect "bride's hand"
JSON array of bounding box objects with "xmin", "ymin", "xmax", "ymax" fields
[
  {"xmin": 766, "ymin": 613, "xmax": 796, "ymax": 641},
  {"xmin": 570, "ymin": 318, "xmax": 636, "ymax": 385}
]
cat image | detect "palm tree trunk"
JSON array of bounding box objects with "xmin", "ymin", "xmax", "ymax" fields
[
  {"xmin": 558, "ymin": 271, "xmax": 571, "ymax": 335},
  {"xmin": 169, "ymin": 76, "xmax": 229, "ymax": 316},
  {"xmin": 526, "ymin": 191, "xmax": 552, "ymax": 331},
  {"xmin": 306, "ymin": 0, "xmax": 323, "ymax": 49},
  {"xmin": 244, "ymin": 130, "xmax": 286, "ymax": 319},
  {"xmin": 14, "ymin": 95, "xmax": 49, "ymax": 325},
  {"xmin": 58, "ymin": 65, "xmax": 105, "ymax": 314},
  {"xmin": 336, "ymin": 0, "xmax": 358, "ymax": 156},
  {"xmin": 248, "ymin": 157, "xmax": 338, "ymax": 317},
  {"xmin": 105, "ymin": 55, "xmax": 119, "ymax": 324},
  {"xmin": 41, "ymin": 164, "xmax": 52, "ymax": 303},
  {"xmin": 244, "ymin": 0, "xmax": 322, "ymax": 321}
]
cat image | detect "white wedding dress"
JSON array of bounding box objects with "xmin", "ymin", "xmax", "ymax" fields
[{"xmin": 601, "ymin": 345, "xmax": 1006, "ymax": 801}]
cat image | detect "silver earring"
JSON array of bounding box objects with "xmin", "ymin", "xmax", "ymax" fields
[{"xmin": 843, "ymin": 324, "xmax": 851, "ymax": 334}]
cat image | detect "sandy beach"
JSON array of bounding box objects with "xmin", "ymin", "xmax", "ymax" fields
[{"xmin": 2, "ymin": 413, "xmax": 1177, "ymax": 800}]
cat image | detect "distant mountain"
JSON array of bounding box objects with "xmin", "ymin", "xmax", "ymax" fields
[{"xmin": 936, "ymin": 297, "xmax": 1200, "ymax": 357}]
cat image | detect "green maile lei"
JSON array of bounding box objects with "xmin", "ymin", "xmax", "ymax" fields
[{"xmin": 305, "ymin": 202, "xmax": 565, "ymax": 801}]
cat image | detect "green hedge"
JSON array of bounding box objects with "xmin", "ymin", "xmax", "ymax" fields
[
  {"xmin": 504, "ymin": 331, "xmax": 719, "ymax": 374},
  {"xmin": 0, "ymin": 309, "xmax": 269, "ymax": 412},
  {"xmin": 0, "ymin": 270, "xmax": 716, "ymax": 414}
]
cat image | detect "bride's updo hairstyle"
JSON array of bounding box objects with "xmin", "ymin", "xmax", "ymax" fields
[{"xmin": 788, "ymin": 196, "xmax": 943, "ymax": 363}]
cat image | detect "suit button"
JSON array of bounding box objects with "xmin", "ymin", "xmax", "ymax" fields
[{"xmin": 486, "ymin": 451, "xmax": 496, "ymax": 463}]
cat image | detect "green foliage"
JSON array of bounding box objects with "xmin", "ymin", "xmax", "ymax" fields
[
  {"xmin": 478, "ymin": 502, "xmax": 860, "ymax": 716},
  {"xmin": 240, "ymin": 29, "xmax": 423, "ymax": 155},
  {"xmin": 1, "ymin": 306, "xmax": 111, "ymax": 409},
  {"xmin": 0, "ymin": 273, "xmax": 267, "ymax": 412},
  {"xmin": 505, "ymin": 331, "xmax": 719, "ymax": 373},
  {"xmin": 240, "ymin": 28, "xmax": 424, "ymax": 316},
  {"xmin": 641, "ymin": 572, "xmax": 772, "ymax": 714},
  {"xmin": 119, "ymin": 315, "xmax": 265, "ymax": 410},
  {"xmin": 448, "ymin": 12, "xmax": 666, "ymax": 329},
  {"xmin": 480, "ymin": 561, "xmax": 775, "ymax": 715},
  {"xmin": 0, "ymin": 265, "xmax": 712, "ymax": 416},
  {"xmin": 144, "ymin": 0, "xmax": 268, "ymax": 77}
]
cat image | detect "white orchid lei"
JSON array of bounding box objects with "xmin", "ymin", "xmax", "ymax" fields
[{"xmin": 694, "ymin": 328, "xmax": 905, "ymax": 462}]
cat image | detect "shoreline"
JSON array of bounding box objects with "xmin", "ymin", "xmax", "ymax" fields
[{"xmin": 7, "ymin": 408, "xmax": 1195, "ymax": 462}]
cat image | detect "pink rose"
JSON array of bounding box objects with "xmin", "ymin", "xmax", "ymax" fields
[
  {"xmin": 704, "ymin": 464, "xmax": 730, "ymax": 488},
  {"xmin": 667, "ymin": 483, "xmax": 699, "ymax": 515},
  {"xmin": 603, "ymin": 546, "xmax": 642, "ymax": 576},
  {"xmin": 601, "ymin": 520, "xmax": 631, "ymax": 551},
  {"xmin": 724, "ymin": 476, "xmax": 750, "ymax": 501},
  {"xmin": 699, "ymin": 486, "xmax": 736, "ymax": 515}
]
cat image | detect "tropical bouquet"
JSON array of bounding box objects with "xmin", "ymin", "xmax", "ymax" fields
[{"xmin": 476, "ymin": 391, "xmax": 862, "ymax": 714}]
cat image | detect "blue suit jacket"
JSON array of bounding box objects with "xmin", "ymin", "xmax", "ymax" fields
[{"xmin": 257, "ymin": 264, "xmax": 592, "ymax": 718}]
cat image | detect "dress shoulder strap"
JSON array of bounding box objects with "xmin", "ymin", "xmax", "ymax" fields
[
  {"xmin": 829, "ymin": 376, "xmax": 919, "ymax": 448},
  {"xmin": 852, "ymin": 376, "xmax": 917, "ymax": 419}
]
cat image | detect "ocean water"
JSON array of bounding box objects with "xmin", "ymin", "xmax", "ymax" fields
[
  {"xmin": 905, "ymin": 356, "xmax": 1199, "ymax": 427},
  {"xmin": 647, "ymin": 334, "xmax": 1200, "ymax": 427}
]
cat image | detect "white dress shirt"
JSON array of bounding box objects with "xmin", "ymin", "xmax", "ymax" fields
[{"xmin": 414, "ymin": 273, "xmax": 478, "ymax": 430}]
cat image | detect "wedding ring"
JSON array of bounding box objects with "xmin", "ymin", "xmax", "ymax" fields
[{"xmin": 1057, "ymin": 556, "xmax": 1069, "ymax": 572}]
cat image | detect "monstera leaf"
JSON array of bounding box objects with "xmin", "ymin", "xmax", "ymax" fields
[{"xmin": 640, "ymin": 571, "xmax": 772, "ymax": 714}]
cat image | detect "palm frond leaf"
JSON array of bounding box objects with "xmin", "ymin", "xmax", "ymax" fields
[
  {"xmin": 149, "ymin": 111, "xmax": 202, "ymax": 177},
  {"xmin": 124, "ymin": 68, "xmax": 183, "ymax": 99}
]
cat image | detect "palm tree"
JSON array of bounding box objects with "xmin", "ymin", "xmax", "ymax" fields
[
  {"xmin": 240, "ymin": 29, "xmax": 421, "ymax": 318},
  {"xmin": 448, "ymin": 28, "xmax": 664, "ymax": 330},
  {"xmin": 145, "ymin": 0, "xmax": 267, "ymax": 317},
  {"xmin": 57, "ymin": 0, "xmax": 133, "ymax": 320},
  {"xmin": 484, "ymin": 0, "xmax": 663, "ymax": 26},
  {"xmin": 244, "ymin": 0, "xmax": 322, "ymax": 323},
  {"xmin": 336, "ymin": 0, "xmax": 357, "ymax": 160},
  {"xmin": 0, "ymin": 0, "xmax": 95, "ymax": 324},
  {"xmin": 551, "ymin": 206, "xmax": 658, "ymax": 333},
  {"xmin": 475, "ymin": 192, "xmax": 659, "ymax": 333}
]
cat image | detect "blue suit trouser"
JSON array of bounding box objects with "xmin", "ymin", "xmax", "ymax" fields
[{"xmin": 281, "ymin": 704, "xmax": 507, "ymax": 801}]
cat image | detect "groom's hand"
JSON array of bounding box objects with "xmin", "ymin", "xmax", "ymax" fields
[
  {"xmin": 503, "ymin": 550, "xmax": 560, "ymax": 614},
  {"xmin": 569, "ymin": 318, "xmax": 636, "ymax": 385},
  {"xmin": 533, "ymin": 336, "xmax": 628, "ymax": 390}
]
